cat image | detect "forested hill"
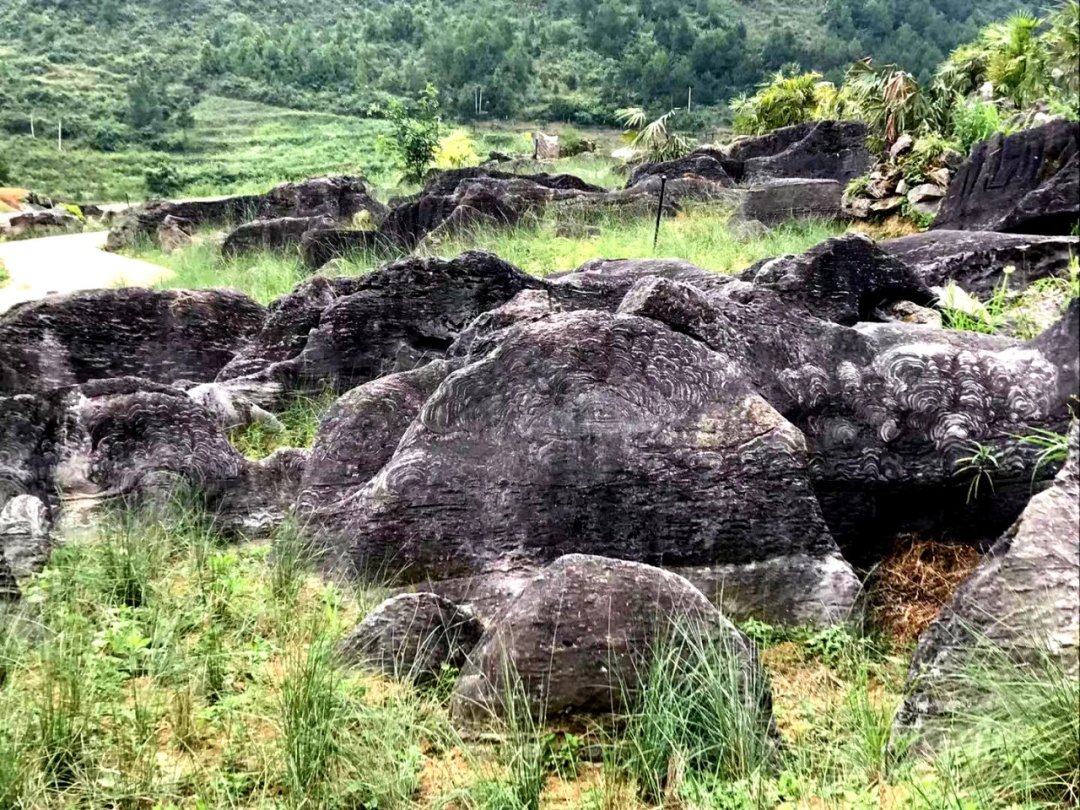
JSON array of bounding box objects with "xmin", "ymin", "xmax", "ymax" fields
[{"xmin": 2, "ymin": 0, "xmax": 1029, "ymax": 141}]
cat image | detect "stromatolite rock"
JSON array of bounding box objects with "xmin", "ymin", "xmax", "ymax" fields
[
  {"xmin": 341, "ymin": 592, "xmax": 484, "ymax": 684},
  {"xmin": 0, "ymin": 378, "xmax": 299, "ymax": 534},
  {"xmin": 932, "ymin": 120, "xmax": 1079, "ymax": 234},
  {"xmin": 306, "ymin": 309, "xmax": 860, "ymax": 625},
  {"xmin": 107, "ymin": 175, "xmax": 386, "ymax": 251},
  {"xmin": 222, "ymin": 215, "xmax": 337, "ymax": 256},
  {"xmin": 726, "ymin": 120, "xmax": 872, "ymax": 184},
  {"xmin": 619, "ymin": 275, "xmax": 1079, "ymax": 563},
  {"xmin": 450, "ymin": 555, "xmax": 770, "ymax": 723},
  {"xmin": 0, "ymin": 288, "xmax": 266, "ymax": 395},
  {"xmin": 0, "ymin": 555, "xmax": 17, "ymax": 602},
  {"xmin": 737, "ymin": 179, "xmax": 843, "ymax": 225},
  {"xmin": 627, "ymin": 150, "xmax": 739, "ymax": 188},
  {"xmin": 893, "ymin": 423, "xmax": 1079, "ymax": 747},
  {"xmin": 220, "ymin": 251, "xmax": 542, "ymax": 396},
  {"xmin": 881, "ymin": 230, "xmax": 1080, "ymax": 298},
  {"xmin": 0, "ymin": 494, "xmax": 52, "ymax": 577}
]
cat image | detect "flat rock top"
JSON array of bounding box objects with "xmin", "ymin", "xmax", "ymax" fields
[{"xmin": 0, "ymin": 231, "xmax": 174, "ymax": 314}]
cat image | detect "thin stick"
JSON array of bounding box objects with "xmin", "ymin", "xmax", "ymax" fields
[{"xmin": 653, "ymin": 175, "xmax": 667, "ymax": 250}]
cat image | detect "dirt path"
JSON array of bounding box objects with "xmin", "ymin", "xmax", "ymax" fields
[{"xmin": 0, "ymin": 231, "xmax": 173, "ymax": 313}]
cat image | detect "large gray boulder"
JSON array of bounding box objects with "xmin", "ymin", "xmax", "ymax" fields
[
  {"xmin": 0, "ymin": 378, "xmax": 300, "ymax": 534},
  {"xmin": 894, "ymin": 424, "xmax": 1079, "ymax": 745},
  {"xmin": 881, "ymin": 230, "xmax": 1080, "ymax": 298},
  {"xmin": 451, "ymin": 555, "xmax": 770, "ymax": 723},
  {"xmin": 932, "ymin": 120, "xmax": 1079, "ymax": 234},
  {"xmin": 341, "ymin": 592, "xmax": 484, "ymax": 684},
  {"xmin": 222, "ymin": 215, "xmax": 336, "ymax": 256},
  {"xmin": 107, "ymin": 176, "xmax": 385, "ymax": 251},
  {"xmin": 218, "ymin": 251, "xmax": 542, "ymax": 397},
  {"xmin": 726, "ymin": 120, "xmax": 872, "ymax": 184},
  {"xmin": 0, "ymin": 288, "xmax": 266, "ymax": 395},
  {"xmin": 0, "ymin": 494, "xmax": 52, "ymax": 577},
  {"xmin": 306, "ymin": 309, "xmax": 860, "ymax": 625},
  {"xmin": 737, "ymin": 179, "xmax": 843, "ymax": 225},
  {"xmin": 618, "ymin": 264, "xmax": 1078, "ymax": 564}
]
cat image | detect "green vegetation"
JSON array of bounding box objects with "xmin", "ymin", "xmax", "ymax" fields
[
  {"xmin": 229, "ymin": 390, "xmax": 339, "ymax": 461},
  {"xmin": 377, "ymin": 84, "xmax": 445, "ymax": 183},
  {"xmin": 2, "ymin": 505, "xmax": 1075, "ymax": 808},
  {"xmin": 733, "ymin": 3, "xmax": 1079, "ymax": 147}
]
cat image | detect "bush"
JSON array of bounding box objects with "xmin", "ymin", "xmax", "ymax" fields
[
  {"xmin": 558, "ymin": 127, "xmax": 592, "ymax": 157},
  {"xmin": 951, "ymin": 98, "xmax": 1004, "ymax": 152},
  {"xmin": 144, "ymin": 160, "xmax": 183, "ymax": 197},
  {"xmin": 434, "ymin": 128, "xmax": 480, "ymax": 169},
  {"xmin": 374, "ymin": 83, "xmax": 443, "ymax": 182},
  {"xmin": 731, "ymin": 70, "xmax": 835, "ymax": 135},
  {"xmin": 0, "ymin": 151, "xmax": 10, "ymax": 185}
]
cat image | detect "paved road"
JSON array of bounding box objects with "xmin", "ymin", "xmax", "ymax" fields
[{"xmin": 0, "ymin": 231, "xmax": 173, "ymax": 313}]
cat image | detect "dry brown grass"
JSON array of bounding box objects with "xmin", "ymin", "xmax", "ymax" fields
[{"xmin": 869, "ymin": 534, "xmax": 982, "ymax": 644}]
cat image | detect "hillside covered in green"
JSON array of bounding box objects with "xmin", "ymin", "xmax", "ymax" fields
[{"xmin": 2, "ymin": 0, "xmax": 1031, "ymax": 141}]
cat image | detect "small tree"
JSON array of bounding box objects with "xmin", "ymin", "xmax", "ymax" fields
[{"xmin": 375, "ymin": 84, "xmax": 443, "ymax": 183}]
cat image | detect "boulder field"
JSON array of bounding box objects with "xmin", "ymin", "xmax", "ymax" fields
[{"xmin": 7, "ymin": 155, "xmax": 1080, "ymax": 733}]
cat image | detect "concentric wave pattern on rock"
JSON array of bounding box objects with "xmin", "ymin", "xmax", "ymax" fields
[
  {"xmin": 0, "ymin": 288, "xmax": 266, "ymax": 396},
  {"xmin": 304, "ymin": 308, "xmax": 861, "ymax": 626},
  {"xmin": 217, "ymin": 251, "xmax": 542, "ymax": 399},
  {"xmin": 893, "ymin": 424, "xmax": 1079, "ymax": 749},
  {"xmin": 615, "ymin": 249, "xmax": 1079, "ymax": 563}
]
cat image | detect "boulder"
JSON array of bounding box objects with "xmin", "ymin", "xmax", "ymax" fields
[
  {"xmin": 726, "ymin": 120, "xmax": 871, "ymax": 184},
  {"xmin": 621, "ymin": 272, "xmax": 1079, "ymax": 564},
  {"xmin": 451, "ymin": 555, "xmax": 769, "ymax": 723},
  {"xmin": 894, "ymin": 424, "xmax": 1079, "ymax": 746},
  {"xmin": 157, "ymin": 215, "xmax": 194, "ymax": 254},
  {"xmin": 881, "ymin": 230, "xmax": 1080, "ymax": 298},
  {"xmin": 0, "ymin": 494, "xmax": 52, "ymax": 577},
  {"xmin": 0, "ymin": 288, "xmax": 266, "ymax": 395},
  {"xmin": 306, "ymin": 309, "xmax": 860, "ymax": 626},
  {"xmin": 737, "ymin": 179, "xmax": 843, "ymax": 225},
  {"xmin": 932, "ymin": 120, "xmax": 1079, "ymax": 234},
  {"xmin": 341, "ymin": 593, "xmax": 484, "ymax": 683},
  {"xmin": 0, "ymin": 378, "xmax": 300, "ymax": 534},
  {"xmin": 739, "ymin": 233, "xmax": 935, "ymax": 326},
  {"xmin": 220, "ymin": 251, "xmax": 542, "ymax": 396},
  {"xmin": 7, "ymin": 207, "xmax": 82, "ymax": 238},
  {"xmin": 107, "ymin": 176, "xmax": 385, "ymax": 251},
  {"xmin": 222, "ymin": 215, "xmax": 337, "ymax": 257},
  {"xmin": 627, "ymin": 150, "xmax": 738, "ymax": 188},
  {"xmin": 299, "ymin": 228, "xmax": 387, "ymax": 270}
]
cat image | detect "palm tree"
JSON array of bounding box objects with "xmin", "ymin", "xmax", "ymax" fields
[
  {"xmin": 1046, "ymin": 0, "xmax": 1080, "ymax": 97},
  {"xmin": 982, "ymin": 12, "xmax": 1049, "ymax": 108},
  {"xmin": 614, "ymin": 107, "xmax": 693, "ymax": 162}
]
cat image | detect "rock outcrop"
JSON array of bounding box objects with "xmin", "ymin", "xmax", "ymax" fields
[
  {"xmin": 882, "ymin": 230, "xmax": 1080, "ymax": 298},
  {"xmin": 737, "ymin": 179, "xmax": 843, "ymax": 225},
  {"xmin": 218, "ymin": 251, "xmax": 541, "ymax": 396},
  {"xmin": 932, "ymin": 120, "xmax": 1080, "ymax": 234},
  {"xmin": 627, "ymin": 150, "xmax": 739, "ymax": 188},
  {"xmin": 107, "ymin": 176, "xmax": 385, "ymax": 251},
  {"xmin": 0, "ymin": 494, "xmax": 52, "ymax": 578},
  {"xmin": 222, "ymin": 215, "xmax": 336, "ymax": 256},
  {"xmin": 0, "ymin": 555, "xmax": 17, "ymax": 602},
  {"xmin": 0, "ymin": 378, "xmax": 300, "ymax": 534},
  {"xmin": 0, "ymin": 288, "xmax": 266, "ymax": 395},
  {"xmin": 451, "ymin": 555, "xmax": 769, "ymax": 723},
  {"xmin": 341, "ymin": 592, "xmax": 484, "ymax": 683},
  {"xmin": 726, "ymin": 120, "xmax": 872, "ymax": 184},
  {"xmin": 306, "ymin": 308, "xmax": 861, "ymax": 625},
  {"xmin": 894, "ymin": 424, "xmax": 1079, "ymax": 746}
]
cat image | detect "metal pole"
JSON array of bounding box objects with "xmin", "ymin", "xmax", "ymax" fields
[
  {"xmin": 57, "ymin": 120, "xmax": 62, "ymax": 152},
  {"xmin": 688, "ymin": 86, "xmax": 692, "ymax": 112},
  {"xmin": 653, "ymin": 175, "xmax": 667, "ymax": 250},
  {"xmin": 30, "ymin": 114, "xmax": 35, "ymax": 138}
]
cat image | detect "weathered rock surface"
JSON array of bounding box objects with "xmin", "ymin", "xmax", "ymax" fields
[
  {"xmin": 451, "ymin": 555, "xmax": 769, "ymax": 723},
  {"xmin": 0, "ymin": 288, "xmax": 266, "ymax": 395},
  {"xmin": 737, "ymin": 179, "xmax": 843, "ymax": 225},
  {"xmin": 0, "ymin": 555, "xmax": 17, "ymax": 602},
  {"xmin": 621, "ymin": 271, "xmax": 1079, "ymax": 563},
  {"xmin": 107, "ymin": 176, "xmax": 384, "ymax": 251},
  {"xmin": 0, "ymin": 378, "xmax": 299, "ymax": 534},
  {"xmin": 932, "ymin": 120, "xmax": 1079, "ymax": 234},
  {"xmin": 0, "ymin": 494, "xmax": 52, "ymax": 578},
  {"xmin": 894, "ymin": 424, "xmax": 1079, "ymax": 746},
  {"xmin": 222, "ymin": 215, "xmax": 336, "ymax": 256},
  {"xmin": 739, "ymin": 233, "xmax": 935, "ymax": 326},
  {"xmin": 726, "ymin": 120, "xmax": 871, "ymax": 184},
  {"xmin": 307, "ymin": 309, "xmax": 860, "ymax": 625},
  {"xmin": 341, "ymin": 593, "xmax": 484, "ymax": 683},
  {"xmin": 157, "ymin": 215, "xmax": 194, "ymax": 254},
  {"xmin": 881, "ymin": 230, "xmax": 1080, "ymax": 298},
  {"xmin": 627, "ymin": 150, "xmax": 738, "ymax": 188},
  {"xmin": 6, "ymin": 207, "xmax": 83, "ymax": 238},
  {"xmin": 220, "ymin": 251, "xmax": 541, "ymax": 396}
]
